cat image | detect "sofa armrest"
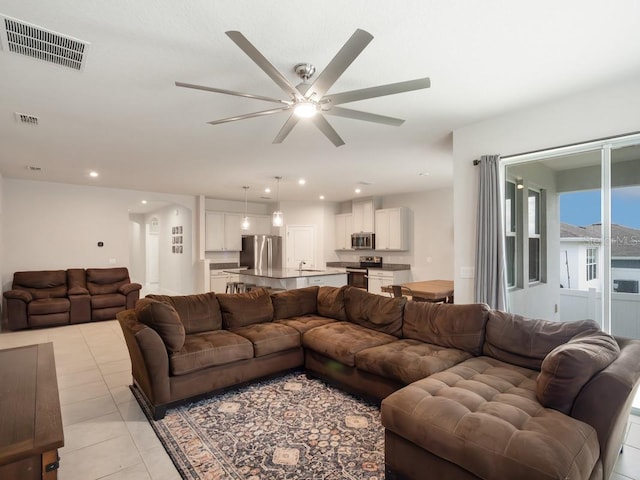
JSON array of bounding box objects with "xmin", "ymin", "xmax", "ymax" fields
[
  {"xmin": 3, "ymin": 289, "xmax": 32, "ymax": 303},
  {"xmin": 117, "ymin": 309, "xmax": 170, "ymax": 408},
  {"xmin": 571, "ymin": 337, "xmax": 640, "ymax": 479},
  {"xmin": 119, "ymin": 283, "xmax": 142, "ymax": 295}
]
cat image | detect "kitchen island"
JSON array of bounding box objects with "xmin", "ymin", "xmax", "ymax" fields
[{"xmin": 224, "ymin": 268, "xmax": 347, "ymax": 291}]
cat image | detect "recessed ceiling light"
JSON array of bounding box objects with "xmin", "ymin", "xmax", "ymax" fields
[
  {"xmin": 319, "ymin": 195, "xmax": 325, "ymax": 200},
  {"xmin": 265, "ymin": 187, "xmax": 271, "ymax": 193},
  {"xmin": 355, "ymin": 188, "xmax": 361, "ymax": 194},
  {"xmin": 89, "ymin": 171, "xmax": 99, "ymax": 178},
  {"xmin": 141, "ymin": 200, "xmax": 147, "ymax": 204},
  {"xmin": 298, "ymin": 178, "xmax": 306, "ymax": 185}
]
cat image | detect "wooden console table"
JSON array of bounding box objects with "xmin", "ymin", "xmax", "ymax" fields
[{"xmin": 0, "ymin": 343, "xmax": 64, "ymax": 479}]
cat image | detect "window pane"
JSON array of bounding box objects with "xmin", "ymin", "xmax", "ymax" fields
[
  {"xmin": 506, "ymin": 181, "xmax": 516, "ymax": 233},
  {"xmin": 529, "ymin": 237, "xmax": 540, "ymax": 282},
  {"xmin": 528, "ymin": 190, "xmax": 540, "ymax": 235},
  {"xmin": 506, "ymin": 236, "xmax": 515, "ymax": 287}
]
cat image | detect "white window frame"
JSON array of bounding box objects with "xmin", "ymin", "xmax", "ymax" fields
[{"xmin": 586, "ymin": 247, "xmax": 598, "ymax": 281}]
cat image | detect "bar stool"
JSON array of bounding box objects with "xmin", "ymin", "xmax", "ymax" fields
[{"xmin": 225, "ymin": 282, "xmax": 246, "ymax": 293}]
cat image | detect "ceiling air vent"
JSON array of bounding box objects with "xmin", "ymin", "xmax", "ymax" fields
[
  {"xmin": 15, "ymin": 112, "xmax": 39, "ymax": 125},
  {"xmin": 0, "ymin": 15, "xmax": 89, "ymax": 71}
]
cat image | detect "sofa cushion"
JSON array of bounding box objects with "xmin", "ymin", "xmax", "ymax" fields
[
  {"xmin": 381, "ymin": 356, "xmax": 600, "ymax": 480},
  {"xmin": 483, "ymin": 311, "xmax": 600, "ymax": 370},
  {"xmin": 169, "ymin": 330, "xmax": 254, "ymax": 375},
  {"xmin": 275, "ymin": 315, "xmax": 337, "ymax": 335},
  {"xmin": 230, "ymin": 323, "xmax": 301, "ymax": 357},
  {"xmin": 135, "ymin": 298, "xmax": 185, "ymax": 353},
  {"xmin": 28, "ymin": 297, "xmax": 70, "ymax": 315},
  {"xmin": 343, "ymin": 287, "xmax": 406, "ymax": 337},
  {"xmin": 302, "ymin": 322, "xmax": 396, "ymax": 367},
  {"xmin": 537, "ymin": 330, "xmax": 620, "ymax": 414},
  {"xmin": 271, "ymin": 286, "xmax": 318, "ymax": 320},
  {"xmin": 217, "ymin": 288, "xmax": 274, "ymax": 328},
  {"xmin": 91, "ymin": 293, "xmax": 125, "ymax": 309},
  {"xmin": 147, "ymin": 292, "xmax": 222, "ymax": 334},
  {"xmin": 317, "ymin": 286, "xmax": 347, "ymax": 321},
  {"xmin": 356, "ymin": 339, "xmax": 473, "ymax": 385},
  {"xmin": 86, "ymin": 267, "xmax": 130, "ymax": 295},
  {"xmin": 13, "ymin": 270, "xmax": 67, "ymax": 299},
  {"xmin": 403, "ymin": 302, "xmax": 489, "ymax": 355}
]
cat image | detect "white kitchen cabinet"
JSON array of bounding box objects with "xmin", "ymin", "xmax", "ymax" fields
[
  {"xmin": 210, "ymin": 271, "xmax": 240, "ymax": 293},
  {"xmin": 334, "ymin": 213, "xmax": 353, "ymax": 250},
  {"xmin": 367, "ymin": 269, "xmax": 411, "ymax": 296},
  {"xmin": 205, "ymin": 212, "xmax": 242, "ymax": 251},
  {"xmin": 375, "ymin": 207, "xmax": 410, "ymax": 251},
  {"xmin": 352, "ymin": 199, "xmax": 379, "ymax": 233}
]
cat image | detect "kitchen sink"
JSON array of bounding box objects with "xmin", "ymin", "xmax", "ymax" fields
[{"xmin": 299, "ymin": 269, "xmax": 324, "ymax": 272}]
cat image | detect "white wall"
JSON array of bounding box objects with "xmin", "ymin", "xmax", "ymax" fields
[
  {"xmin": 2, "ymin": 179, "xmax": 196, "ymax": 293},
  {"xmin": 128, "ymin": 214, "xmax": 146, "ymax": 284},
  {"xmin": 278, "ymin": 200, "xmax": 339, "ymax": 269},
  {"xmin": 334, "ymin": 188, "xmax": 454, "ymax": 281},
  {"xmin": 453, "ymin": 77, "xmax": 640, "ymax": 306},
  {"xmin": 147, "ymin": 204, "xmax": 195, "ymax": 295}
]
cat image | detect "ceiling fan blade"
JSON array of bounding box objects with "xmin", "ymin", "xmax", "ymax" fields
[
  {"xmin": 324, "ymin": 106, "xmax": 405, "ymax": 126},
  {"xmin": 208, "ymin": 106, "xmax": 291, "ymax": 125},
  {"xmin": 312, "ymin": 115, "xmax": 345, "ymax": 147},
  {"xmin": 323, "ymin": 78, "xmax": 431, "ymax": 105},
  {"xmin": 307, "ymin": 29, "xmax": 374, "ymax": 99},
  {"xmin": 273, "ymin": 114, "xmax": 300, "ymax": 144},
  {"xmin": 226, "ymin": 31, "xmax": 302, "ymax": 101},
  {"xmin": 175, "ymin": 81, "xmax": 290, "ymax": 105}
]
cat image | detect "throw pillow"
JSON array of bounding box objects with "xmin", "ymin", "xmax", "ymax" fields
[
  {"xmin": 135, "ymin": 298, "xmax": 185, "ymax": 353},
  {"xmin": 536, "ymin": 330, "xmax": 620, "ymax": 414}
]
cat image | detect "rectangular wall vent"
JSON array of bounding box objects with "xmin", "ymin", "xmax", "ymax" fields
[
  {"xmin": 1, "ymin": 15, "xmax": 89, "ymax": 70},
  {"xmin": 15, "ymin": 112, "xmax": 39, "ymax": 125}
]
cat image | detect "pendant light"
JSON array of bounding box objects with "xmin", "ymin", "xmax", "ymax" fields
[
  {"xmin": 241, "ymin": 186, "xmax": 250, "ymax": 231},
  {"xmin": 272, "ymin": 176, "xmax": 284, "ymax": 227}
]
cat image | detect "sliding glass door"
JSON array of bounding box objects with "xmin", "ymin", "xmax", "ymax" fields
[{"xmin": 503, "ymin": 134, "xmax": 640, "ymax": 413}]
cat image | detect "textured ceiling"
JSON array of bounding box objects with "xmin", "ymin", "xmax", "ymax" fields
[{"xmin": 1, "ymin": 0, "xmax": 639, "ymax": 206}]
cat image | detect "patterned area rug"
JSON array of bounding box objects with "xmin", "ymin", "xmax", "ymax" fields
[{"xmin": 133, "ymin": 372, "xmax": 385, "ymax": 479}]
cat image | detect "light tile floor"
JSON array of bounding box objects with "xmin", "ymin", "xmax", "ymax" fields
[{"xmin": 1, "ymin": 320, "xmax": 639, "ymax": 480}]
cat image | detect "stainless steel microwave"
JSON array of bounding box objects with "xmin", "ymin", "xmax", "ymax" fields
[{"xmin": 351, "ymin": 232, "xmax": 375, "ymax": 250}]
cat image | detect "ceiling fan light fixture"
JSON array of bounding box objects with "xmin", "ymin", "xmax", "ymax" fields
[{"xmin": 294, "ymin": 102, "xmax": 317, "ymax": 118}]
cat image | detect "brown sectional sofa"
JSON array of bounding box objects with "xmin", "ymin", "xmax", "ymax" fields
[
  {"xmin": 116, "ymin": 285, "xmax": 640, "ymax": 480},
  {"xmin": 3, "ymin": 267, "xmax": 141, "ymax": 330}
]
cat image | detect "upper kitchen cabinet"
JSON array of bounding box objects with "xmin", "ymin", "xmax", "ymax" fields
[
  {"xmin": 205, "ymin": 212, "xmax": 243, "ymax": 251},
  {"xmin": 352, "ymin": 198, "xmax": 381, "ymax": 233},
  {"xmin": 375, "ymin": 207, "xmax": 410, "ymax": 251},
  {"xmin": 335, "ymin": 213, "xmax": 353, "ymax": 250}
]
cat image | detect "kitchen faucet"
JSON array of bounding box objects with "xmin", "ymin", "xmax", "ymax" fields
[{"xmin": 298, "ymin": 260, "xmax": 306, "ymax": 272}]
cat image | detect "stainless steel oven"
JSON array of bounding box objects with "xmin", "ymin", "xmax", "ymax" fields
[{"xmin": 346, "ymin": 266, "xmax": 368, "ymax": 290}]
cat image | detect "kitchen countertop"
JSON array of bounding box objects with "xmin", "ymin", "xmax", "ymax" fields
[
  {"xmin": 224, "ymin": 268, "xmax": 347, "ymax": 279},
  {"xmin": 325, "ymin": 262, "xmax": 411, "ymax": 271}
]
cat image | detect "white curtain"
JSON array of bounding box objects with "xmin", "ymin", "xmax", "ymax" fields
[{"xmin": 474, "ymin": 154, "xmax": 509, "ymax": 310}]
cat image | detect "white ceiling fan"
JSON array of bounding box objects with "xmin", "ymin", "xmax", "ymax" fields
[{"xmin": 176, "ymin": 29, "xmax": 430, "ymax": 147}]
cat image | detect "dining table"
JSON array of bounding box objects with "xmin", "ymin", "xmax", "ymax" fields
[{"xmin": 381, "ymin": 279, "xmax": 454, "ymax": 303}]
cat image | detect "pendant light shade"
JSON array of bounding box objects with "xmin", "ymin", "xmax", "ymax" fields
[
  {"xmin": 272, "ymin": 176, "xmax": 283, "ymax": 227},
  {"xmin": 241, "ymin": 186, "xmax": 250, "ymax": 231}
]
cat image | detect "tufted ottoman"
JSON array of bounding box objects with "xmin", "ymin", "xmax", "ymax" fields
[{"xmin": 381, "ymin": 356, "xmax": 600, "ymax": 480}]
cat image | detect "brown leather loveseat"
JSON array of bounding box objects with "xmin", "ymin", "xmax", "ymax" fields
[{"xmin": 3, "ymin": 267, "xmax": 141, "ymax": 330}]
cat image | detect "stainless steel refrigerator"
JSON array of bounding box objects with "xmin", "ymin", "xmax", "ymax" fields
[{"xmin": 240, "ymin": 235, "xmax": 283, "ymax": 270}]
